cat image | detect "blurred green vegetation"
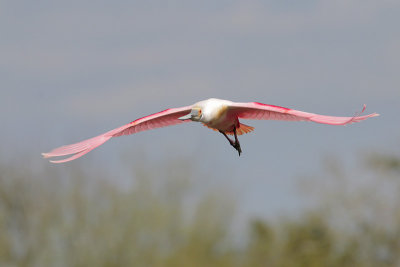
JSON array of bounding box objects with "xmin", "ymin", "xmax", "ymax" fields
[{"xmin": 0, "ymin": 153, "xmax": 399, "ymax": 266}]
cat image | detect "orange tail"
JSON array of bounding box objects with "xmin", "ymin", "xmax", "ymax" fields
[{"xmin": 203, "ymin": 123, "xmax": 255, "ymax": 135}]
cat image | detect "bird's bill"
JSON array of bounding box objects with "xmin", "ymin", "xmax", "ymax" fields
[{"xmin": 178, "ymin": 113, "xmax": 192, "ymax": 120}]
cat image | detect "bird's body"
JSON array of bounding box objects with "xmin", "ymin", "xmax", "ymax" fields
[
  {"xmin": 43, "ymin": 98, "xmax": 378, "ymax": 163},
  {"xmin": 194, "ymin": 98, "xmax": 236, "ymax": 132}
]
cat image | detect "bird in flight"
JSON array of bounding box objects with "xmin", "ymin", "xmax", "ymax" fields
[{"xmin": 42, "ymin": 98, "xmax": 378, "ymax": 163}]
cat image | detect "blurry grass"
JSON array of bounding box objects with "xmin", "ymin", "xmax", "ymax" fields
[{"xmin": 0, "ymin": 153, "xmax": 399, "ymax": 266}]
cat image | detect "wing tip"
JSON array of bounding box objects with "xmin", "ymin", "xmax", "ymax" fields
[
  {"xmin": 41, "ymin": 152, "xmax": 70, "ymax": 163},
  {"xmin": 44, "ymin": 150, "xmax": 91, "ymax": 164},
  {"xmin": 49, "ymin": 159, "xmax": 63, "ymax": 164},
  {"xmin": 371, "ymin": 113, "xmax": 380, "ymax": 117},
  {"xmin": 42, "ymin": 135, "xmax": 112, "ymax": 163},
  {"xmin": 49, "ymin": 158, "xmax": 72, "ymax": 164},
  {"xmin": 360, "ymin": 104, "xmax": 379, "ymax": 117},
  {"xmin": 41, "ymin": 152, "xmax": 51, "ymax": 158}
]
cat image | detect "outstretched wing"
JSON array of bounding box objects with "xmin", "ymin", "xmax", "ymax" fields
[
  {"xmin": 229, "ymin": 102, "xmax": 378, "ymax": 125},
  {"xmin": 42, "ymin": 105, "xmax": 193, "ymax": 163}
]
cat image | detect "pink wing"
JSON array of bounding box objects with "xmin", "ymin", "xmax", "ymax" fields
[
  {"xmin": 42, "ymin": 105, "xmax": 193, "ymax": 163},
  {"xmin": 229, "ymin": 102, "xmax": 379, "ymax": 125}
]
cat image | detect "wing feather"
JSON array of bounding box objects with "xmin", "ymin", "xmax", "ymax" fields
[
  {"xmin": 229, "ymin": 102, "xmax": 378, "ymax": 125},
  {"xmin": 42, "ymin": 105, "xmax": 192, "ymax": 163}
]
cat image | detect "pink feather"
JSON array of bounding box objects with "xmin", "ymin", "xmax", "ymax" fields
[
  {"xmin": 230, "ymin": 102, "xmax": 378, "ymax": 125},
  {"xmin": 42, "ymin": 106, "xmax": 192, "ymax": 163}
]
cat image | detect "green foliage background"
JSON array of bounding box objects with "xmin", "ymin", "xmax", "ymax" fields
[{"xmin": 0, "ymin": 153, "xmax": 399, "ymax": 267}]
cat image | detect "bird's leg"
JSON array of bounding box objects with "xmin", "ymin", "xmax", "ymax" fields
[
  {"xmin": 219, "ymin": 130, "xmax": 235, "ymax": 146},
  {"xmin": 233, "ymin": 127, "xmax": 242, "ymax": 156},
  {"xmin": 219, "ymin": 127, "xmax": 242, "ymax": 156}
]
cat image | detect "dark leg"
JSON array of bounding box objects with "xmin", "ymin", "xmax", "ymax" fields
[
  {"xmin": 219, "ymin": 127, "xmax": 242, "ymax": 156},
  {"xmin": 233, "ymin": 127, "xmax": 242, "ymax": 156},
  {"xmin": 219, "ymin": 130, "xmax": 234, "ymax": 144}
]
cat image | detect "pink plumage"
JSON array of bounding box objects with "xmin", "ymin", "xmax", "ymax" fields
[
  {"xmin": 230, "ymin": 102, "xmax": 376, "ymax": 125},
  {"xmin": 42, "ymin": 98, "xmax": 378, "ymax": 162},
  {"xmin": 42, "ymin": 106, "xmax": 192, "ymax": 163}
]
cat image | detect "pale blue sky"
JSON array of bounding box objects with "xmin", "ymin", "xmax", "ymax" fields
[{"xmin": 1, "ymin": 0, "xmax": 399, "ymax": 221}]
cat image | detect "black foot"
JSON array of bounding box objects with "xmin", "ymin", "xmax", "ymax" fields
[
  {"xmin": 229, "ymin": 141, "xmax": 241, "ymax": 156},
  {"xmin": 234, "ymin": 142, "xmax": 242, "ymax": 156},
  {"xmin": 220, "ymin": 129, "xmax": 242, "ymax": 156}
]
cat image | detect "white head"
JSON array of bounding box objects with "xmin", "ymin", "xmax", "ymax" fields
[
  {"xmin": 178, "ymin": 98, "xmax": 233, "ymax": 123},
  {"xmin": 178, "ymin": 106, "xmax": 203, "ymax": 122}
]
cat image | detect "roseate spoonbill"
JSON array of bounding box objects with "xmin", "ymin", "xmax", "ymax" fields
[{"xmin": 42, "ymin": 98, "xmax": 378, "ymax": 163}]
